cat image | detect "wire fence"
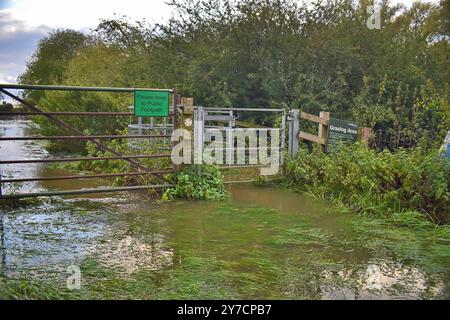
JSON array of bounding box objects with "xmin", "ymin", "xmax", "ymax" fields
[{"xmin": 369, "ymin": 128, "xmax": 420, "ymax": 151}]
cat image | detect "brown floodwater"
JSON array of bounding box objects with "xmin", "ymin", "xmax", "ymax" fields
[{"xmin": 1, "ymin": 117, "xmax": 449, "ymax": 299}]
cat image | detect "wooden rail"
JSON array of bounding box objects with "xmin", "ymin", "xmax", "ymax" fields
[
  {"xmin": 300, "ymin": 111, "xmax": 329, "ymax": 126},
  {"xmin": 298, "ymin": 111, "xmax": 330, "ymax": 145},
  {"xmin": 298, "ymin": 131, "xmax": 326, "ymax": 145},
  {"xmin": 295, "ymin": 110, "xmax": 372, "ymax": 148}
]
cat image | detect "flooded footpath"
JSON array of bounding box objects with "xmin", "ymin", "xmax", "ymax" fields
[{"xmin": 1, "ymin": 117, "xmax": 449, "ymax": 299}]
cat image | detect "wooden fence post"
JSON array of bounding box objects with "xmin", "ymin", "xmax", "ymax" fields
[
  {"xmin": 181, "ymin": 97, "xmax": 194, "ymax": 107},
  {"xmin": 318, "ymin": 111, "xmax": 330, "ymax": 150},
  {"xmin": 360, "ymin": 127, "xmax": 373, "ymax": 146}
]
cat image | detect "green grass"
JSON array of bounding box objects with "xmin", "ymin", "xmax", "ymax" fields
[{"xmin": 284, "ymin": 145, "xmax": 450, "ymax": 224}]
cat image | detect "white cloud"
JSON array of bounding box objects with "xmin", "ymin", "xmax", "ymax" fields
[
  {"xmin": 0, "ymin": 9, "xmax": 50, "ymax": 39},
  {"xmin": 0, "ymin": 10, "xmax": 50, "ymax": 84},
  {"xmin": 7, "ymin": 0, "xmax": 173, "ymax": 30},
  {"xmin": 3, "ymin": 0, "xmax": 444, "ymax": 30},
  {"xmin": 390, "ymin": 0, "xmax": 439, "ymax": 7},
  {"xmin": 0, "ymin": 74, "xmax": 17, "ymax": 84},
  {"xmin": 0, "ymin": 0, "xmax": 174, "ymax": 84}
]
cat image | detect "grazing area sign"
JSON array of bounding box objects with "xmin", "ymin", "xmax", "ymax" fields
[
  {"xmin": 134, "ymin": 90, "xmax": 169, "ymax": 117},
  {"xmin": 326, "ymin": 118, "xmax": 358, "ymax": 153}
]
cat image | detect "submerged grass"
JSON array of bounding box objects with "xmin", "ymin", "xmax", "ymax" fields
[
  {"xmin": 349, "ymin": 214, "xmax": 450, "ymax": 274},
  {"xmin": 0, "ymin": 254, "xmax": 276, "ymax": 299},
  {"xmin": 1, "ymin": 183, "xmax": 449, "ymax": 300},
  {"xmin": 269, "ymin": 227, "xmax": 332, "ymax": 246},
  {"xmin": 0, "ymin": 197, "xmax": 63, "ymax": 210},
  {"xmin": 1, "ymin": 220, "xmax": 449, "ymax": 299}
]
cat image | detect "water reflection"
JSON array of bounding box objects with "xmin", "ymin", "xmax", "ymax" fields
[
  {"xmin": 1, "ymin": 184, "xmax": 448, "ymax": 299},
  {"xmin": 320, "ymin": 261, "xmax": 433, "ymax": 299},
  {"xmin": 0, "ymin": 117, "xmax": 124, "ymax": 197},
  {"xmin": 0, "ymin": 118, "xmax": 46, "ymax": 194},
  {"xmin": 0, "ymin": 118, "xmax": 449, "ymax": 299},
  {"xmin": 90, "ymin": 234, "xmax": 173, "ymax": 275}
]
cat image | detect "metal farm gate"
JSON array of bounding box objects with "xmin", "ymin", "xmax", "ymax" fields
[
  {"xmin": 0, "ymin": 84, "xmax": 177, "ymax": 199},
  {"xmin": 191, "ymin": 106, "xmax": 286, "ymax": 178},
  {"xmin": 0, "ymin": 84, "xmax": 292, "ymax": 200}
]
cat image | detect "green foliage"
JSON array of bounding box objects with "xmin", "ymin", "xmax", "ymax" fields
[
  {"xmin": 37, "ymin": 92, "xmax": 130, "ymax": 153},
  {"xmin": 162, "ymin": 165, "xmax": 227, "ymax": 200},
  {"xmin": 18, "ymin": 29, "xmax": 88, "ymax": 101},
  {"xmin": 285, "ymin": 144, "xmax": 450, "ymax": 224},
  {"xmin": 75, "ymin": 136, "xmax": 170, "ymax": 187},
  {"xmin": 18, "ymin": 0, "xmax": 450, "ymax": 152},
  {"xmin": 81, "ymin": 137, "xmax": 129, "ymax": 174},
  {"xmin": 0, "ymin": 101, "xmax": 14, "ymax": 113},
  {"xmin": 0, "ymin": 278, "xmax": 79, "ymax": 300},
  {"xmin": 353, "ymin": 76, "xmax": 450, "ymax": 146},
  {"xmin": 0, "ymin": 197, "xmax": 42, "ymax": 209}
]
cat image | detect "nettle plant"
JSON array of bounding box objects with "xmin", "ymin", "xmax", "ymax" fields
[
  {"xmin": 285, "ymin": 144, "xmax": 450, "ymax": 224},
  {"xmin": 162, "ymin": 165, "xmax": 227, "ymax": 201}
]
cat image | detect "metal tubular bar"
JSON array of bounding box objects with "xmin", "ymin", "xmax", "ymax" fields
[
  {"xmin": 288, "ymin": 109, "xmax": 300, "ymax": 157},
  {"xmin": 0, "ymin": 89, "xmax": 151, "ymax": 172},
  {"xmin": 0, "ymin": 170, "xmax": 173, "ymax": 183},
  {"xmin": 171, "ymin": 90, "xmax": 178, "ymax": 173},
  {"xmin": 128, "ymin": 123, "xmax": 173, "ymax": 127},
  {"xmin": 0, "ymin": 84, "xmax": 173, "ymax": 93},
  {"xmin": 204, "ymin": 128, "xmax": 280, "ymax": 131},
  {"xmin": 224, "ymin": 180, "xmax": 257, "ymax": 184},
  {"xmin": 0, "ymin": 111, "xmax": 174, "ymax": 116},
  {"xmin": 0, "ymin": 112, "xmax": 134, "ymax": 116},
  {"xmin": 0, "ymin": 135, "xmax": 171, "ymax": 141},
  {"xmin": 224, "ymin": 179, "xmax": 279, "ymax": 184},
  {"xmin": 204, "ymin": 107, "xmax": 283, "ymax": 112},
  {"xmin": 219, "ymin": 165, "xmax": 268, "ymax": 169},
  {"xmin": 195, "ymin": 145, "xmax": 282, "ymax": 150},
  {"xmin": 0, "ymin": 184, "xmax": 173, "ymax": 199},
  {"xmin": 0, "ymin": 154, "xmax": 171, "ymax": 165},
  {"xmin": 281, "ymin": 110, "xmax": 286, "ymax": 168}
]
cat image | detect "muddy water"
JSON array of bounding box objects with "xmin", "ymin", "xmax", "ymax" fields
[
  {"xmin": 0, "ymin": 118, "xmax": 46, "ymax": 194},
  {"xmin": 1, "ymin": 118, "xmax": 449, "ymax": 299},
  {"xmin": 0, "ymin": 117, "xmax": 120, "ymax": 197}
]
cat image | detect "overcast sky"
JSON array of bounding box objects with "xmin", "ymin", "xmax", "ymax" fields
[{"xmin": 0, "ymin": 0, "xmax": 441, "ymax": 85}]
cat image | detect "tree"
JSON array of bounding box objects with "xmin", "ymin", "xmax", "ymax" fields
[
  {"xmin": 0, "ymin": 101, "xmax": 14, "ymax": 113},
  {"xmin": 18, "ymin": 29, "xmax": 88, "ymax": 100},
  {"xmin": 18, "ymin": 0, "xmax": 450, "ymax": 152}
]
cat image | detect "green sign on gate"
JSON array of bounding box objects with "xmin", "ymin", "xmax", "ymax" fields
[
  {"xmin": 326, "ymin": 118, "xmax": 359, "ymax": 153},
  {"xmin": 134, "ymin": 90, "xmax": 169, "ymax": 117}
]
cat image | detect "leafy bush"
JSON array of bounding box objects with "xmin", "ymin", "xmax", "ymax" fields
[
  {"xmin": 162, "ymin": 165, "xmax": 227, "ymax": 201},
  {"xmin": 0, "ymin": 102, "xmax": 14, "ymax": 113},
  {"xmin": 72, "ymin": 135, "xmax": 172, "ymax": 187},
  {"xmin": 285, "ymin": 144, "xmax": 450, "ymax": 224},
  {"xmin": 19, "ymin": 1, "xmax": 450, "ymax": 153},
  {"xmin": 35, "ymin": 91, "xmax": 130, "ymax": 153}
]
